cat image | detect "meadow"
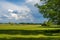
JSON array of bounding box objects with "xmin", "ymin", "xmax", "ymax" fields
[{"xmin": 0, "ymin": 24, "xmax": 60, "ymax": 40}]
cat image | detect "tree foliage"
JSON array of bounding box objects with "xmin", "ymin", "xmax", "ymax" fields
[{"xmin": 36, "ymin": 0, "xmax": 60, "ymax": 25}]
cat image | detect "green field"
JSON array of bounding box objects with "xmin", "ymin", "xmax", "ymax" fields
[{"xmin": 0, "ymin": 24, "xmax": 60, "ymax": 40}]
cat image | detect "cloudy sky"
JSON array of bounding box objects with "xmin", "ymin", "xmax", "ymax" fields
[{"xmin": 0, "ymin": 0, "xmax": 47, "ymax": 23}]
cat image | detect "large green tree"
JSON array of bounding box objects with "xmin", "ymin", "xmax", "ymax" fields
[{"xmin": 36, "ymin": 0, "xmax": 60, "ymax": 25}]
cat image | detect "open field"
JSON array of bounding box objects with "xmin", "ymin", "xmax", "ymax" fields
[
  {"xmin": 0, "ymin": 24, "xmax": 60, "ymax": 40},
  {"xmin": 0, "ymin": 24, "xmax": 60, "ymax": 30}
]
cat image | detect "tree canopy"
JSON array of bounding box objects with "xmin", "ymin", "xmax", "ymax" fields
[{"xmin": 36, "ymin": 0, "xmax": 60, "ymax": 25}]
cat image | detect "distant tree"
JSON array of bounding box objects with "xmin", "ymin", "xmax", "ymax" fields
[{"xmin": 8, "ymin": 22, "xmax": 14, "ymax": 25}]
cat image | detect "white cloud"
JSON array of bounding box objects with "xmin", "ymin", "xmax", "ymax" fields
[
  {"xmin": 8, "ymin": 9, "xmax": 14, "ymax": 13},
  {"xmin": 0, "ymin": 1, "xmax": 35, "ymax": 22},
  {"xmin": 0, "ymin": 18, "xmax": 2, "ymax": 20},
  {"xmin": 25, "ymin": 0, "xmax": 45, "ymax": 6},
  {"xmin": 26, "ymin": 0, "xmax": 40, "ymax": 5},
  {"xmin": 10, "ymin": 13, "xmax": 18, "ymax": 20}
]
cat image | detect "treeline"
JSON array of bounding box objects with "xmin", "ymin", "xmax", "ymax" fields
[{"xmin": 0, "ymin": 22, "xmax": 42, "ymax": 25}]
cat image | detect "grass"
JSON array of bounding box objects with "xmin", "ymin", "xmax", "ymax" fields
[
  {"xmin": 0, "ymin": 24, "xmax": 60, "ymax": 40},
  {"xmin": 0, "ymin": 24, "xmax": 60, "ymax": 30},
  {"xmin": 0, "ymin": 34, "xmax": 60, "ymax": 38}
]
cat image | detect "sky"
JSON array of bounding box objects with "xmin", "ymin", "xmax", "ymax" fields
[{"xmin": 0, "ymin": 0, "xmax": 47, "ymax": 23}]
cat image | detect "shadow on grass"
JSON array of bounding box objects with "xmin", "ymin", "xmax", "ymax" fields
[
  {"xmin": 0, "ymin": 29, "xmax": 60, "ymax": 36},
  {"xmin": 0, "ymin": 37, "xmax": 60, "ymax": 40}
]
